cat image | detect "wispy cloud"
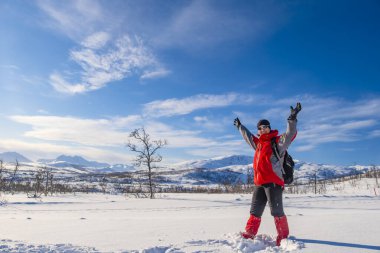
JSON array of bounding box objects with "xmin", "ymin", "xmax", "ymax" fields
[
  {"xmin": 8, "ymin": 114, "xmax": 221, "ymax": 150},
  {"xmin": 265, "ymin": 96, "xmax": 380, "ymax": 152},
  {"xmin": 144, "ymin": 93, "xmax": 254, "ymax": 117},
  {"xmin": 37, "ymin": 1, "xmax": 169, "ymax": 94},
  {"xmin": 370, "ymin": 130, "xmax": 380, "ymax": 137},
  {"xmin": 37, "ymin": 0, "xmax": 286, "ymax": 53},
  {"xmin": 50, "ymin": 34, "xmax": 168, "ymax": 94},
  {"xmin": 153, "ymin": 123, "xmax": 217, "ymax": 148},
  {"xmin": 81, "ymin": 31, "xmax": 111, "ymax": 49},
  {"xmin": 0, "ymin": 138, "xmax": 132, "ymax": 164},
  {"xmin": 296, "ymin": 119, "xmax": 377, "ymax": 151},
  {"xmin": 230, "ymin": 94, "xmax": 380, "ymax": 153},
  {"xmin": 185, "ymin": 138, "xmax": 250, "ymax": 159},
  {"xmin": 6, "ymin": 93, "xmax": 380, "ymax": 162},
  {"xmin": 7, "ymin": 113, "xmax": 238, "ymax": 161},
  {"xmin": 154, "ymin": 0, "xmax": 286, "ymax": 50},
  {"xmin": 37, "ymin": 0, "xmax": 104, "ymax": 41},
  {"xmin": 140, "ymin": 68, "xmax": 171, "ymax": 80},
  {"xmin": 0, "ymin": 65, "xmax": 19, "ymax": 70},
  {"xmin": 9, "ymin": 115, "xmax": 142, "ymax": 147}
]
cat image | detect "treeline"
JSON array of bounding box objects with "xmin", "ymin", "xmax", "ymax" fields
[
  {"xmin": 0, "ymin": 160, "xmax": 73, "ymax": 198},
  {"xmin": 284, "ymin": 166, "xmax": 380, "ymax": 195},
  {"xmin": 0, "ymin": 160, "xmax": 379, "ymax": 198}
]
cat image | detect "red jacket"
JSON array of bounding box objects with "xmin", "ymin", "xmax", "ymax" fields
[
  {"xmin": 238, "ymin": 120, "xmax": 297, "ymax": 186},
  {"xmin": 252, "ymin": 130, "xmax": 284, "ymax": 186}
]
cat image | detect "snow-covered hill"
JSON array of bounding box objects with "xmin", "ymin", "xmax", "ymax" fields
[
  {"xmin": 162, "ymin": 155, "xmax": 376, "ymax": 186},
  {"xmin": 97, "ymin": 164, "xmax": 136, "ymax": 173},
  {"xmin": 38, "ymin": 155, "xmax": 110, "ymax": 169},
  {"xmin": 172, "ymin": 155, "xmax": 253, "ymax": 170},
  {"xmin": 0, "ymin": 152, "xmax": 32, "ymax": 163},
  {"xmin": 0, "ymin": 151, "xmax": 378, "ymax": 186},
  {"xmin": 293, "ymin": 160, "xmax": 373, "ymax": 183}
]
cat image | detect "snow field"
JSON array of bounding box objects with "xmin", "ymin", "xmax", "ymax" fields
[{"xmin": 0, "ymin": 179, "xmax": 379, "ymax": 252}]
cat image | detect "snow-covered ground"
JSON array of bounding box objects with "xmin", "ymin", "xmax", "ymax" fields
[{"xmin": 0, "ymin": 179, "xmax": 379, "ymax": 253}]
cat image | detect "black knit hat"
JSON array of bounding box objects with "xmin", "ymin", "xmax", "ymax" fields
[{"xmin": 257, "ymin": 119, "xmax": 271, "ymax": 129}]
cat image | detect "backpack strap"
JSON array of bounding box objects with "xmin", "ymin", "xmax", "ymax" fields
[
  {"xmin": 271, "ymin": 137, "xmax": 285, "ymax": 174},
  {"xmin": 271, "ymin": 137, "xmax": 281, "ymax": 161}
]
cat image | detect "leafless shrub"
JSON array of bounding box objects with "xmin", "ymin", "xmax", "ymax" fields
[
  {"xmin": 0, "ymin": 160, "xmax": 5, "ymax": 193},
  {"xmin": 9, "ymin": 160, "xmax": 19, "ymax": 194},
  {"xmin": 27, "ymin": 168, "xmax": 44, "ymax": 198}
]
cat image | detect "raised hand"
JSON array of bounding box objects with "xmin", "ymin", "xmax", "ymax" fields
[
  {"xmin": 234, "ymin": 117, "xmax": 241, "ymax": 127},
  {"xmin": 288, "ymin": 102, "xmax": 302, "ymax": 120}
]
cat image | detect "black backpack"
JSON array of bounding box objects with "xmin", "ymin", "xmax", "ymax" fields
[{"xmin": 271, "ymin": 138, "xmax": 294, "ymax": 184}]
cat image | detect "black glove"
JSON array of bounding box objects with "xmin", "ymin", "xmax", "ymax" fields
[
  {"xmin": 288, "ymin": 102, "xmax": 302, "ymax": 120},
  {"xmin": 234, "ymin": 117, "xmax": 241, "ymax": 128}
]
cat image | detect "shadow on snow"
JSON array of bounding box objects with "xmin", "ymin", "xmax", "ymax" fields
[{"xmin": 297, "ymin": 238, "xmax": 380, "ymax": 251}]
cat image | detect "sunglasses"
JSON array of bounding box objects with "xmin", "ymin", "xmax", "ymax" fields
[{"xmin": 257, "ymin": 125, "xmax": 270, "ymax": 130}]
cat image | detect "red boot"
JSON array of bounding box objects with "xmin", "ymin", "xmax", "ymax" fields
[
  {"xmin": 274, "ymin": 216, "xmax": 289, "ymax": 246},
  {"xmin": 241, "ymin": 215, "xmax": 261, "ymax": 239}
]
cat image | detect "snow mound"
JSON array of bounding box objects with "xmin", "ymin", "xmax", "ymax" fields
[
  {"xmin": 226, "ymin": 233, "xmax": 304, "ymax": 252},
  {"xmin": 0, "ymin": 239, "xmax": 100, "ymax": 252},
  {"xmin": 138, "ymin": 234, "xmax": 304, "ymax": 253}
]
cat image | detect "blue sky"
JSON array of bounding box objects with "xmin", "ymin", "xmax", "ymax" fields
[{"xmin": 0, "ymin": 0, "xmax": 379, "ymax": 165}]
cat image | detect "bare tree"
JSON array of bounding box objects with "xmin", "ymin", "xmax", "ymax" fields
[
  {"xmin": 372, "ymin": 165, "xmax": 379, "ymax": 188},
  {"xmin": 10, "ymin": 160, "xmax": 20, "ymax": 194},
  {"xmin": 28, "ymin": 168, "xmax": 44, "ymax": 198},
  {"xmin": 100, "ymin": 176, "xmax": 108, "ymax": 194},
  {"xmin": 43, "ymin": 166, "xmax": 54, "ymax": 196},
  {"xmin": 127, "ymin": 127, "xmax": 167, "ymax": 199},
  {"xmin": 246, "ymin": 167, "xmax": 253, "ymax": 186},
  {"xmin": 0, "ymin": 160, "xmax": 4, "ymax": 193}
]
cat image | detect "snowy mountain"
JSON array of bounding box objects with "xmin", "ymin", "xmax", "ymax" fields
[
  {"xmin": 36, "ymin": 155, "xmax": 136, "ymax": 174},
  {"xmin": 38, "ymin": 155, "xmax": 110, "ymax": 169},
  {"xmin": 172, "ymin": 155, "xmax": 253, "ymax": 170},
  {"xmin": 1, "ymin": 152, "xmax": 377, "ymax": 185},
  {"xmin": 154, "ymin": 155, "xmax": 377, "ymax": 186},
  {"xmin": 293, "ymin": 160, "xmax": 373, "ymax": 183},
  {"xmin": 97, "ymin": 164, "xmax": 136, "ymax": 173},
  {"xmin": 0, "ymin": 152, "xmax": 32, "ymax": 163}
]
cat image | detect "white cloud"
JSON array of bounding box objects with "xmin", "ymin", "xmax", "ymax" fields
[
  {"xmin": 9, "ymin": 115, "xmax": 142, "ymax": 147},
  {"xmin": 6, "ymin": 113, "xmax": 247, "ymax": 163},
  {"xmin": 38, "ymin": 0, "xmax": 285, "ymax": 51},
  {"xmin": 37, "ymin": 0, "xmax": 104, "ymax": 41},
  {"xmin": 370, "ymin": 130, "xmax": 380, "ymax": 138},
  {"xmin": 0, "ymin": 139, "xmax": 132, "ymax": 164},
  {"xmin": 37, "ymin": 1, "xmax": 169, "ymax": 94},
  {"xmin": 50, "ymin": 72, "xmax": 87, "ymax": 94},
  {"xmin": 294, "ymin": 145, "xmax": 315, "ymax": 152},
  {"xmin": 296, "ymin": 119, "xmax": 377, "ymax": 147},
  {"xmin": 186, "ymin": 139, "xmax": 249, "ymax": 158},
  {"xmin": 50, "ymin": 35, "xmax": 167, "ymax": 94},
  {"xmin": 144, "ymin": 121, "xmax": 218, "ymax": 148},
  {"xmin": 144, "ymin": 93, "xmax": 254, "ymax": 117},
  {"xmin": 7, "ymin": 114, "xmax": 225, "ymax": 154},
  {"xmin": 81, "ymin": 31, "xmax": 111, "ymax": 49},
  {"xmin": 154, "ymin": 1, "xmax": 285, "ymax": 50},
  {"xmin": 140, "ymin": 68, "xmax": 170, "ymax": 80},
  {"xmin": 194, "ymin": 116, "xmax": 208, "ymax": 122},
  {"xmin": 6, "ymin": 93, "xmax": 380, "ymax": 162},
  {"xmin": 231, "ymin": 94, "xmax": 380, "ymax": 153},
  {"xmin": 0, "ymin": 65, "xmax": 19, "ymax": 70}
]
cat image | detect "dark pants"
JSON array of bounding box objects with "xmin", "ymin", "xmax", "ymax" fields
[{"xmin": 250, "ymin": 183, "xmax": 285, "ymax": 217}]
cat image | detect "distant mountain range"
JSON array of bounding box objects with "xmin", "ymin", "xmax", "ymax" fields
[
  {"xmin": 0, "ymin": 152, "xmax": 377, "ymax": 183},
  {"xmin": 0, "ymin": 152, "xmax": 32, "ymax": 163},
  {"xmin": 37, "ymin": 155, "xmax": 110, "ymax": 169},
  {"xmin": 170, "ymin": 155, "xmax": 375, "ymax": 183},
  {"xmin": 0, "ymin": 152, "xmax": 136, "ymax": 173}
]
